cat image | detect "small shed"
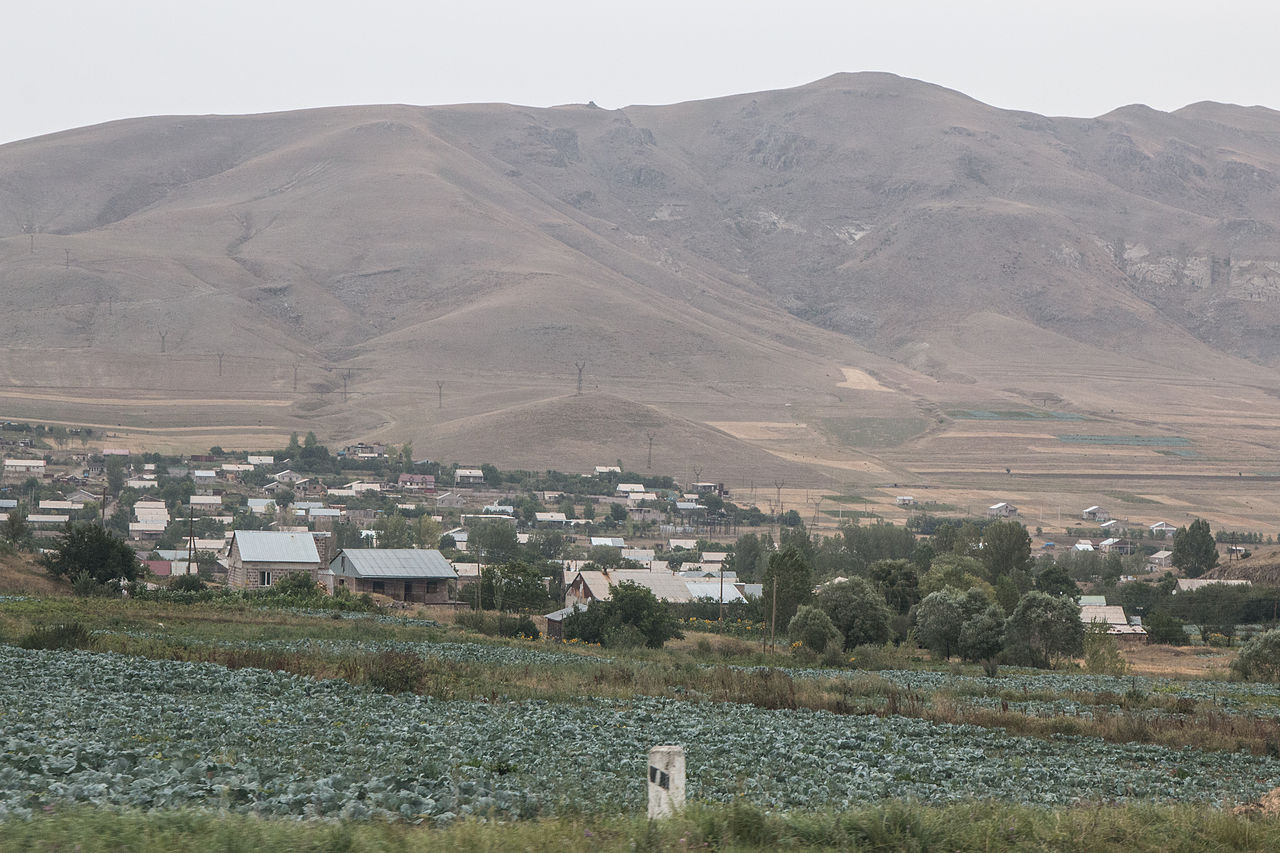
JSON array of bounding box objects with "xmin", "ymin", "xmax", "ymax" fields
[{"xmin": 544, "ymin": 602, "xmax": 589, "ymax": 641}]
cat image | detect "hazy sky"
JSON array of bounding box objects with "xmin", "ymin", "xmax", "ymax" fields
[{"xmin": 3, "ymin": 0, "xmax": 1277, "ymax": 145}]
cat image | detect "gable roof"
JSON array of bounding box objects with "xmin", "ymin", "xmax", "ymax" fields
[
  {"xmin": 233, "ymin": 530, "xmax": 319, "ymax": 564},
  {"xmin": 332, "ymin": 548, "xmax": 456, "ymax": 579}
]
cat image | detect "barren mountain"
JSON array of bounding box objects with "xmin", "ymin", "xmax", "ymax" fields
[{"xmin": 2, "ymin": 73, "xmax": 1280, "ymax": 489}]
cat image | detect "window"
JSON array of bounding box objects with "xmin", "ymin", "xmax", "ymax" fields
[
  {"xmin": 259, "ymin": 571, "xmax": 272, "ymax": 587},
  {"xmin": 371, "ymin": 581, "xmax": 385, "ymax": 594}
]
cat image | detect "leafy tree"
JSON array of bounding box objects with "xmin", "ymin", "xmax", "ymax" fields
[
  {"xmin": 788, "ymin": 605, "xmax": 843, "ymax": 655},
  {"xmin": 761, "ymin": 548, "xmax": 813, "ymax": 631},
  {"xmin": 2, "ymin": 505, "xmax": 29, "ymax": 546},
  {"xmin": 479, "ymin": 561, "xmax": 553, "ymax": 613},
  {"xmin": 815, "ymin": 576, "xmax": 892, "ymax": 650},
  {"xmin": 779, "ymin": 523, "xmax": 814, "ymax": 565},
  {"xmin": 41, "ymin": 523, "xmax": 140, "ymax": 585},
  {"xmin": 374, "ymin": 514, "xmax": 414, "ymax": 548},
  {"xmin": 958, "ymin": 604, "xmax": 1006, "ymax": 674},
  {"xmin": 915, "ymin": 589, "xmax": 968, "ymax": 660},
  {"xmin": 729, "ymin": 533, "xmax": 767, "ymax": 582},
  {"xmin": 980, "ymin": 521, "xmax": 1033, "ymax": 580},
  {"xmin": 1232, "ymin": 629, "xmax": 1280, "ymax": 681},
  {"xmin": 1003, "ymin": 591, "xmax": 1083, "ymax": 669},
  {"xmin": 563, "ymin": 581, "xmax": 682, "ymax": 648},
  {"xmin": 1172, "ymin": 519, "xmax": 1219, "ymax": 578},
  {"xmin": 919, "ymin": 554, "xmax": 990, "ymax": 597},
  {"xmin": 1146, "ymin": 607, "xmax": 1182, "ymax": 640},
  {"xmin": 413, "ymin": 515, "xmax": 442, "ymax": 549},
  {"xmin": 868, "ymin": 558, "xmax": 920, "ymax": 614},
  {"xmin": 472, "ymin": 521, "xmax": 519, "ymax": 565},
  {"xmin": 1034, "ymin": 562, "xmax": 1079, "ymax": 599},
  {"xmin": 105, "ymin": 456, "xmax": 126, "ymax": 497},
  {"xmin": 780, "ymin": 509, "xmax": 803, "ymax": 527},
  {"xmin": 525, "ymin": 531, "xmax": 565, "ymax": 561},
  {"xmin": 841, "ymin": 522, "xmax": 918, "ymax": 573},
  {"xmin": 608, "ymin": 502, "xmax": 627, "ymax": 522}
]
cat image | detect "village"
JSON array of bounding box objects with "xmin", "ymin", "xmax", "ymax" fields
[{"xmin": 0, "ymin": 423, "xmax": 1265, "ymax": 649}]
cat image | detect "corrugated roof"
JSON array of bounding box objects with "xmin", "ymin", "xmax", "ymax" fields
[
  {"xmin": 332, "ymin": 549, "xmax": 456, "ymax": 579},
  {"xmin": 234, "ymin": 530, "xmax": 320, "ymax": 564},
  {"xmin": 685, "ymin": 581, "xmax": 746, "ymax": 603}
]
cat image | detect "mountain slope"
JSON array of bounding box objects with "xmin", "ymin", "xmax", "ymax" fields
[{"xmin": 1, "ymin": 74, "xmax": 1280, "ymax": 484}]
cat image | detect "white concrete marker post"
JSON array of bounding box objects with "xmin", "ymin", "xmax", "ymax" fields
[{"xmin": 647, "ymin": 745, "xmax": 686, "ymax": 819}]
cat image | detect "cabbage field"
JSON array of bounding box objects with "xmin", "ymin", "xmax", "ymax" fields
[{"xmin": 2, "ymin": 645, "xmax": 1279, "ymax": 821}]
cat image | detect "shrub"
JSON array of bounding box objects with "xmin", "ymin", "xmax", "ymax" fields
[
  {"xmin": 20, "ymin": 622, "xmax": 94, "ymax": 651},
  {"xmin": 958, "ymin": 603, "xmax": 1005, "ymax": 675},
  {"xmin": 497, "ymin": 614, "xmax": 540, "ymax": 640},
  {"xmin": 456, "ymin": 610, "xmax": 499, "ymax": 635},
  {"xmin": 364, "ymin": 651, "xmax": 429, "ymax": 693},
  {"xmin": 170, "ymin": 573, "xmax": 206, "ymax": 592},
  {"xmin": 563, "ymin": 582, "xmax": 683, "ymax": 649},
  {"xmin": 1083, "ymin": 623, "xmax": 1128, "ymax": 675},
  {"xmin": 1233, "ymin": 629, "xmax": 1280, "ymax": 682},
  {"xmin": 1144, "ymin": 610, "xmax": 1188, "ymax": 645},
  {"xmin": 1003, "ymin": 591, "xmax": 1083, "ymax": 669},
  {"xmin": 787, "ymin": 605, "xmax": 843, "ymax": 655}
]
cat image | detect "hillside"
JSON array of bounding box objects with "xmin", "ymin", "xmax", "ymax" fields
[{"xmin": 2, "ymin": 73, "xmax": 1280, "ymax": 489}]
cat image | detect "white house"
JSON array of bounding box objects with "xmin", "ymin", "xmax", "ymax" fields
[
  {"xmin": 1082, "ymin": 506, "xmax": 1110, "ymax": 522},
  {"xmin": 987, "ymin": 502, "xmax": 1018, "ymax": 518}
]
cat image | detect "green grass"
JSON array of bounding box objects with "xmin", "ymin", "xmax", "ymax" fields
[
  {"xmin": 3, "ymin": 802, "xmax": 1279, "ymax": 852},
  {"xmin": 817, "ymin": 417, "xmax": 928, "ymax": 449},
  {"xmin": 1102, "ymin": 491, "xmax": 1163, "ymax": 505}
]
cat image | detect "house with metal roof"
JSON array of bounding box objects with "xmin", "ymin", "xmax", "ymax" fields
[
  {"xmin": 227, "ymin": 530, "xmax": 322, "ymax": 590},
  {"xmin": 328, "ymin": 548, "xmax": 457, "ymax": 603}
]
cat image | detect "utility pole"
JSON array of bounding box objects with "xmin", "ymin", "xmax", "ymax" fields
[
  {"xmin": 342, "ymin": 370, "xmax": 351, "ymax": 402},
  {"xmin": 64, "ymin": 249, "xmax": 70, "ymax": 269},
  {"xmin": 575, "ymin": 361, "xmax": 586, "ymax": 396},
  {"xmin": 769, "ymin": 576, "xmax": 778, "ymax": 654},
  {"xmin": 217, "ymin": 353, "xmax": 224, "ymax": 377},
  {"xmin": 159, "ymin": 331, "xmax": 167, "ymax": 353},
  {"xmin": 646, "ymin": 431, "xmax": 656, "ymax": 468},
  {"xmin": 293, "ymin": 364, "xmax": 299, "ymax": 392},
  {"xmin": 187, "ymin": 509, "xmax": 195, "ymax": 575},
  {"xmin": 437, "ymin": 380, "xmax": 444, "ymax": 408}
]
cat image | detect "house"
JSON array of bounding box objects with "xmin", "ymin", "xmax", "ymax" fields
[
  {"xmin": 692, "ymin": 482, "xmax": 729, "ymax": 498},
  {"xmin": 247, "ymin": 455, "xmax": 274, "ymax": 466},
  {"xmin": 192, "ymin": 470, "xmax": 217, "ymax": 485},
  {"xmin": 39, "ymin": 500, "xmax": 83, "ymax": 511},
  {"xmin": 895, "ymin": 496, "xmax": 915, "ymax": 507},
  {"xmin": 685, "ymin": 581, "xmax": 747, "ymax": 603},
  {"xmin": 435, "ymin": 492, "xmax": 466, "ymax": 509},
  {"xmin": 1147, "ymin": 550, "xmax": 1173, "ymax": 571},
  {"xmin": 1149, "ymin": 521, "xmax": 1178, "ymax": 537},
  {"xmin": 1174, "ymin": 578, "xmax": 1251, "ymax": 594},
  {"xmin": 482, "ymin": 504, "xmax": 515, "ymax": 516},
  {"xmin": 987, "ymin": 502, "xmax": 1018, "ymax": 518},
  {"xmin": 1082, "ymin": 506, "xmax": 1110, "ymax": 523},
  {"xmin": 668, "ymin": 538, "xmax": 698, "ymax": 551},
  {"xmin": 590, "ymin": 536, "xmax": 626, "ymax": 549},
  {"xmin": 1099, "ymin": 538, "xmax": 1134, "ymax": 555},
  {"xmin": 328, "ymin": 549, "xmax": 456, "ymax": 603},
  {"xmin": 345, "ymin": 481, "xmax": 381, "ymax": 493},
  {"xmin": 273, "ymin": 470, "xmax": 308, "ymax": 485},
  {"xmin": 621, "ymin": 548, "xmax": 656, "ymax": 565},
  {"xmin": 455, "ymin": 468, "xmax": 485, "ymax": 486},
  {"xmin": 398, "ymin": 473, "xmax": 436, "ymax": 492},
  {"xmin": 594, "ymin": 466, "xmax": 621, "ymax": 475},
  {"xmin": 1080, "ymin": 605, "xmax": 1146, "ymax": 636},
  {"xmin": 1073, "ymin": 540, "xmax": 1094, "ymax": 552},
  {"xmin": 4, "ymin": 458, "xmax": 46, "ymax": 476},
  {"xmin": 535, "ymin": 511, "xmax": 569, "ymax": 524},
  {"xmin": 615, "ymin": 483, "xmax": 645, "ymax": 497},
  {"xmin": 189, "ymin": 495, "xmax": 223, "ymax": 513},
  {"xmin": 1079, "ymin": 595, "xmax": 1108, "ymax": 607},
  {"xmin": 565, "ymin": 569, "xmax": 697, "ymax": 606},
  {"xmin": 544, "ymin": 602, "xmax": 589, "ymax": 641},
  {"xmin": 226, "ymin": 530, "xmax": 322, "ymax": 590}
]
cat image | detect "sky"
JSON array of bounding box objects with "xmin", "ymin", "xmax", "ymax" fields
[{"xmin": 2, "ymin": 0, "xmax": 1278, "ymax": 145}]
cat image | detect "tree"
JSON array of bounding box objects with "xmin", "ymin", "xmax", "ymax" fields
[
  {"xmin": 480, "ymin": 561, "xmax": 553, "ymax": 613},
  {"xmin": 41, "ymin": 523, "xmax": 140, "ymax": 585},
  {"xmin": 472, "ymin": 521, "xmax": 519, "ymax": 565},
  {"xmin": 1141, "ymin": 604, "xmax": 1187, "ymax": 645},
  {"xmin": 105, "ymin": 456, "xmax": 126, "ymax": 497},
  {"xmin": 958, "ymin": 604, "xmax": 1006, "ymax": 675},
  {"xmin": 815, "ymin": 577, "xmax": 892, "ymax": 650},
  {"xmin": 868, "ymin": 558, "xmax": 920, "ymax": 614},
  {"xmin": 729, "ymin": 533, "xmax": 766, "ymax": 582},
  {"xmin": 761, "ymin": 548, "xmax": 813, "ymax": 631},
  {"xmin": 1034, "ymin": 562, "xmax": 1079, "ymax": 599},
  {"xmin": 2, "ymin": 505, "xmax": 28, "ymax": 546},
  {"xmin": 980, "ymin": 521, "xmax": 1033, "ymax": 581},
  {"xmin": 1172, "ymin": 519, "xmax": 1219, "ymax": 578},
  {"xmin": 609, "ymin": 502, "xmax": 627, "ymax": 522},
  {"xmin": 788, "ymin": 605, "xmax": 843, "ymax": 656},
  {"xmin": 915, "ymin": 589, "xmax": 968, "ymax": 660},
  {"xmin": 1232, "ymin": 629, "xmax": 1280, "ymax": 682},
  {"xmin": 374, "ymin": 514, "xmax": 414, "ymax": 548},
  {"xmin": 563, "ymin": 581, "xmax": 682, "ymax": 648},
  {"xmin": 920, "ymin": 554, "xmax": 990, "ymax": 597},
  {"xmin": 413, "ymin": 515, "xmax": 442, "ymax": 550},
  {"xmin": 1003, "ymin": 591, "xmax": 1083, "ymax": 668}
]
